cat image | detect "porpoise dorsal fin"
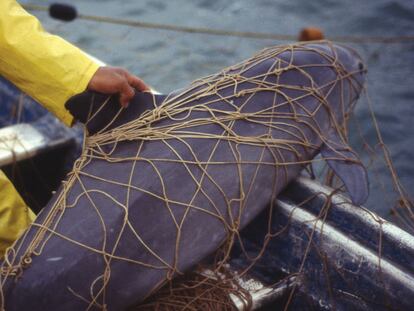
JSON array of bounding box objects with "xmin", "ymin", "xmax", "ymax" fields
[
  {"xmin": 321, "ymin": 128, "xmax": 369, "ymax": 205},
  {"xmin": 65, "ymin": 91, "xmax": 167, "ymax": 135}
]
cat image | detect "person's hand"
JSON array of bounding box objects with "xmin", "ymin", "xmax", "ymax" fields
[{"xmin": 87, "ymin": 66, "xmax": 150, "ymax": 107}]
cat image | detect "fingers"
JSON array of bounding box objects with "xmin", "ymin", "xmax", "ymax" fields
[
  {"xmin": 87, "ymin": 66, "xmax": 149, "ymax": 108},
  {"xmin": 118, "ymin": 70, "xmax": 150, "ymax": 107},
  {"xmin": 126, "ymin": 72, "xmax": 150, "ymax": 92},
  {"xmin": 119, "ymin": 80, "xmax": 135, "ymax": 108}
]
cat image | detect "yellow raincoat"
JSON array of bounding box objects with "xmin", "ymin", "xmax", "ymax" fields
[{"xmin": 0, "ymin": 0, "xmax": 100, "ymax": 256}]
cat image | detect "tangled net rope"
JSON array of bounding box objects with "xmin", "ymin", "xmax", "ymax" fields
[{"xmin": 1, "ymin": 41, "xmax": 374, "ymax": 310}]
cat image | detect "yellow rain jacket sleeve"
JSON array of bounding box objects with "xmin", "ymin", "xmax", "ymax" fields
[
  {"xmin": 0, "ymin": 0, "xmax": 100, "ymax": 256},
  {"xmin": 0, "ymin": 0, "xmax": 100, "ymax": 126},
  {"xmin": 0, "ymin": 171, "xmax": 35, "ymax": 256}
]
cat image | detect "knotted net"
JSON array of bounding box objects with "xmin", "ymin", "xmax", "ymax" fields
[{"xmin": 2, "ymin": 41, "xmax": 407, "ymax": 311}]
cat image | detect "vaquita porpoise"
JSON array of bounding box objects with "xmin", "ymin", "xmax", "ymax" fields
[{"xmin": 1, "ymin": 41, "xmax": 368, "ymax": 311}]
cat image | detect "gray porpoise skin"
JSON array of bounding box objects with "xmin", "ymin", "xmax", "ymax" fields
[{"xmin": 1, "ymin": 42, "xmax": 366, "ymax": 311}]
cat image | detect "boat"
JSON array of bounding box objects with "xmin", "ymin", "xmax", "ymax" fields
[{"xmin": 1, "ymin": 68, "xmax": 413, "ymax": 311}]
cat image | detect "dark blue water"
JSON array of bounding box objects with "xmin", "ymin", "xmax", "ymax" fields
[{"xmin": 24, "ymin": 0, "xmax": 414, "ymax": 221}]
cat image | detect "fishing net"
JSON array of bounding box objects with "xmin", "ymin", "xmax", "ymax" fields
[
  {"xmin": 0, "ymin": 40, "xmax": 412, "ymax": 311},
  {"xmin": 133, "ymin": 268, "xmax": 248, "ymax": 311}
]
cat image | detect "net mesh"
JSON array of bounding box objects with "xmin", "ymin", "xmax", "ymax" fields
[{"xmin": 0, "ymin": 41, "xmax": 412, "ymax": 311}]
